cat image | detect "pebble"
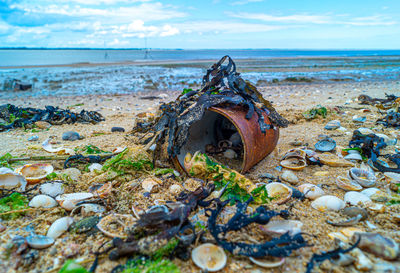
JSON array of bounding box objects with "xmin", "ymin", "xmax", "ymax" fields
[
  {"xmin": 111, "ymin": 127, "xmax": 125, "ymax": 132},
  {"xmin": 58, "ymin": 168, "xmax": 81, "ymax": 181},
  {"xmin": 62, "ymin": 131, "xmax": 81, "ymax": 141},
  {"xmin": 34, "ymin": 121, "xmax": 51, "ymax": 129},
  {"xmin": 28, "ymin": 135, "xmax": 39, "ymax": 141},
  {"xmin": 324, "ymin": 120, "xmax": 341, "ymax": 130}
]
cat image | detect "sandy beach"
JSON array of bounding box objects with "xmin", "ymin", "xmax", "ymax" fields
[{"xmin": 1, "ymin": 59, "xmax": 400, "ymax": 273}]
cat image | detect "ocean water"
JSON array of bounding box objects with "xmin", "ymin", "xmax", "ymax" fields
[{"xmin": 0, "ymin": 49, "xmax": 400, "ymax": 99}]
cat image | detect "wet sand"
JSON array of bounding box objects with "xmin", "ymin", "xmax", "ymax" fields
[{"xmin": 1, "ymin": 79, "xmax": 400, "ymax": 272}]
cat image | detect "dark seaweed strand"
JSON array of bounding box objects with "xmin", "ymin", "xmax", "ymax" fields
[
  {"xmin": 305, "ymin": 237, "xmax": 361, "ymax": 273},
  {"xmin": 206, "ymin": 197, "xmax": 308, "ymax": 258}
]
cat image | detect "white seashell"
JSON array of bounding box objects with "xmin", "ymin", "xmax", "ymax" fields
[
  {"xmin": 336, "ymin": 176, "xmax": 362, "ymax": 191},
  {"xmin": 352, "ymin": 248, "xmax": 373, "ymax": 271},
  {"xmin": 0, "ymin": 167, "xmax": 27, "ymax": 191},
  {"xmin": 344, "ymin": 153, "xmax": 362, "ymax": 161},
  {"xmin": 281, "ymin": 170, "xmax": 299, "ymax": 184},
  {"xmin": 141, "ymin": 177, "xmax": 161, "ymax": 193},
  {"xmin": 40, "ymin": 182, "xmax": 64, "ymax": 198},
  {"xmin": 249, "ymin": 257, "xmax": 285, "ymax": 268},
  {"xmin": 88, "ymin": 163, "xmax": 102, "ymax": 172},
  {"xmin": 360, "ymin": 188, "xmax": 388, "ymax": 202},
  {"xmin": 26, "ymin": 234, "xmax": 54, "ymax": 249},
  {"xmin": 297, "ymin": 183, "xmax": 324, "ymax": 200},
  {"xmin": 71, "ymin": 203, "xmax": 106, "ymax": 216},
  {"xmin": 16, "ymin": 163, "xmax": 53, "ymax": 184},
  {"xmin": 42, "ymin": 138, "xmax": 73, "ymax": 155},
  {"xmin": 46, "ymin": 217, "xmax": 74, "ymax": 239},
  {"xmin": 311, "ymin": 195, "xmax": 345, "ymax": 211},
  {"xmin": 265, "ymin": 182, "xmax": 293, "ymax": 204},
  {"xmin": 97, "ymin": 214, "xmax": 136, "ymax": 238},
  {"xmin": 368, "ymin": 203, "xmax": 385, "ymax": 212},
  {"xmin": 29, "ymin": 195, "xmax": 58, "ymax": 208},
  {"xmin": 260, "ymin": 220, "xmax": 303, "ymax": 236},
  {"xmin": 344, "ymin": 191, "xmax": 372, "ymax": 206},
  {"xmin": 223, "ymin": 149, "xmax": 237, "ymax": 159},
  {"xmin": 191, "ymin": 243, "xmax": 227, "ymax": 272},
  {"xmin": 55, "ymin": 192, "xmax": 93, "ymax": 211},
  {"xmin": 384, "ymin": 172, "xmax": 400, "ymax": 183},
  {"xmin": 357, "ymin": 128, "xmax": 374, "ymax": 135},
  {"xmin": 348, "ymin": 164, "xmax": 376, "ymax": 187},
  {"xmin": 169, "ymin": 184, "xmax": 183, "ymax": 195},
  {"xmin": 375, "ymin": 133, "xmax": 389, "ymax": 142}
]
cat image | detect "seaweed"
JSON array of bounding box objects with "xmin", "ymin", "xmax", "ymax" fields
[
  {"xmin": 0, "ymin": 192, "xmax": 29, "ymax": 220},
  {"xmin": 58, "ymin": 260, "xmax": 89, "ymax": 273},
  {"xmin": 74, "ymin": 145, "xmax": 111, "ymax": 155},
  {"xmin": 111, "ymin": 257, "xmax": 180, "ymax": 273},
  {"xmin": 0, "ymin": 153, "xmax": 13, "ymax": 169},
  {"xmin": 101, "ymin": 149, "xmax": 153, "ymax": 175},
  {"xmin": 206, "ymin": 198, "xmax": 308, "ymax": 257},
  {"xmin": 303, "ymin": 105, "xmax": 327, "ymax": 120}
]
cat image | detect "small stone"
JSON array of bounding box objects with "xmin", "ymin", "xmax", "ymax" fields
[
  {"xmin": 62, "ymin": 131, "xmax": 81, "ymax": 141},
  {"xmin": 281, "ymin": 170, "xmax": 299, "ymax": 184},
  {"xmin": 223, "ymin": 149, "xmax": 237, "ymax": 159},
  {"xmin": 58, "ymin": 168, "xmax": 81, "ymax": 181},
  {"xmin": 34, "ymin": 121, "xmax": 51, "ymax": 129},
  {"xmin": 62, "ymin": 243, "xmax": 80, "ymax": 258},
  {"xmin": 28, "ymin": 135, "xmax": 39, "ymax": 141},
  {"xmin": 143, "ymin": 192, "xmax": 151, "ymax": 198},
  {"xmin": 324, "ymin": 120, "xmax": 341, "ymax": 130},
  {"xmin": 111, "ymin": 127, "xmax": 125, "ymax": 132}
]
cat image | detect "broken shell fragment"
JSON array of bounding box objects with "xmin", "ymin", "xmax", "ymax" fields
[
  {"xmin": 317, "ymin": 153, "xmax": 355, "ymax": 167},
  {"xmin": 327, "ymin": 214, "xmax": 363, "ymax": 227},
  {"xmin": 281, "ymin": 149, "xmax": 306, "ymax": 160},
  {"xmin": 336, "ymin": 176, "xmax": 362, "ymax": 191},
  {"xmin": 191, "ymin": 243, "xmax": 227, "ymax": 272},
  {"xmin": 96, "ymin": 214, "xmax": 136, "ymax": 239},
  {"xmin": 344, "ymin": 191, "xmax": 372, "ymax": 207},
  {"xmin": 0, "ymin": 167, "xmax": 27, "ymax": 191},
  {"xmin": 351, "ymin": 248, "xmax": 373, "ymax": 271},
  {"xmin": 42, "ymin": 138, "xmax": 73, "ymax": 155},
  {"xmin": 39, "ymin": 182, "xmax": 64, "ymax": 198},
  {"xmin": 342, "ymin": 207, "xmax": 368, "ymax": 220},
  {"xmin": 265, "ymin": 182, "xmax": 293, "ymax": 204},
  {"xmin": 280, "ymin": 157, "xmax": 306, "ymax": 171},
  {"xmin": 55, "ymin": 192, "xmax": 94, "ymax": 211},
  {"xmin": 169, "ymin": 184, "xmax": 183, "ymax": 195},
  {"xmin": 16, "ymin": 163, "xmax": 54, "ymax": 184},
  {"xmin": 71, "ymin": 203, "xmax": 106, "ymax": 216},
  {"xmin": 46, "ymin": 217, "xmax": 74, "ymax": 239},
  {"xmin": 260, "ymin": 220, "xmax": 303, "ymax": 236},
  {"xmin": 353, "ymin": 233, "xmax": 399, "ymax": 260},
  {"xmin": 249, "ymin": 257, "xmax": 285, "ymax": 268},
  {"xmin": 311, "ymin": 195, "xmax": 345, "ymax": 211},
  {"xmin": 297, "ymin": 183, "xmax": 324, "ymax": 200},
  {"xmin": 29, "ymin": 195, "xmax": 58, "ymax": 208},
  {"xmin": 88, "ymin": 163, "xmax": 102, "ymax": 172},
  {"xmin": 281, "ymin": 170, "xmax": 299, "ymax": 184},
  {"xmin": 348, "ymin": 165, "xmax": 376, "ymax": 187},
  {"xmin": 88, "ymin": 182, "xmax": 112, "ymax": 198},
  {"xmin": 26, "ymin": 234, "xmax": 54, "ymax": 249},
  {"xmin": 361, "ymin": 188, "xmax": 388, "ymax": 202},
  {"xmin": 141, "ymin": 177, "xmax": 161, "ymax": 193}
]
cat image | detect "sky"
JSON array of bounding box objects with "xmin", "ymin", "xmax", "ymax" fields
[{"xmin": 0, "ymin": 0, "xmax": 399, "ymax": 49}]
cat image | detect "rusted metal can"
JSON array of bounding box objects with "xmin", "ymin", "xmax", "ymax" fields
[{"xmin": 174, "ymin": 105, "xmax": 279, "ymax": 173}]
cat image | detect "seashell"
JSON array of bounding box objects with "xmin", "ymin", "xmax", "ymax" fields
[
  {"xmin": 365, "ymin": 220, "xmax": 377, "ymax": 229},
  {"xmin": 42, "ymin": 138, "xmax": 73, "ymax": 155},
  {"xmin": 141, "ymin": 177, "xmax": 161, "ymax": 193},
  {"xmin": 96, "ymin": 214, "xmax": 136, "ymax": 238},
  {"xmin": 265, "ymin": 182, "xmax": 293, "ymax": 204},
  {"xmin": 357, "ymin": 128, "xmax": 374, "ymax": 135},
  {"xmin": 317, "ymin": 153, "xmax": 355, "ymax": 167},
  {"xmin": 298, "ymin": 184, "xmax": 324, "ymax": 200},
  {"xmin": 344, "ymin": 191, "xmax": 372, "ymax": 207},
  {"xmin": 16, "ymin": 163, "xmax": 53, "ymax": 184},
  {"xmin": 39, "ymin": 182, "xmax": 64, "ymax": 198},
  {"xmin": 324, "ymin": 120, "xmax": 341, "ymax": 130},
  {"xmin": 373, "ymin": 263, "xmax": 398, "ymax": 273},
  {"xmin": 361, "ymin": 188, "xmax": 388, "ymax": 202},
  {"xmin": 348, "ymin": 164, "xmax": 376, "ymax": 187},
  {"xmin": 223, "ymin": 149, "xmax": 237, "ymax": 159},
  {"xmin": 331, "ymin": 253, "xmax": 355, "ymax": 266},
  {"xmin": 281, "ymin": 149, "xmax": 306, "ymax": 160},
  {"xmin": 344, "ymin": 152, "xmax": 363, "ymax": 161},
  {"xmin": 351, "ymin": 248, "xmax": 373, "ymax": 271},
  {"xmin": 46, "ymin": 217, "xmax": 74, "ymax": 239},
  {"xmin": 280, "ymin": 157, "xmax": 306, "ymax": 171},
  {"xmin": 191, "ymin": 243, "xmax": 227, "ymax": 272},
  {"xmin": 336, "ymin": 176, "xmax": 362, "ymax": 191},
  {"xmin": 375, "ymin": 133, "xmax": 390, "ymax": 142},
  {"xmin": 311, "ymin": 195, "xmax": 345, "ymax": 211},
  {"xmin": 88, "ymin": 182, "xmax": 112, "ymax": 198},
  {"xmin": 131, "ymin": 205, "xmax": 145, "ymax": 219},
  {"xmin": 249, "ymin": 257, "xmax": 285, "ymax": 268},
  {"xmin": 340, "ymin": 227, "xmax": 364, "ymax": 238},
  {"xmin": 169, "ymin": 184, "xmax": 183, "ymax": 195},
  {"xmin": 315, "ymin": 138, "xmax": 336, "ymax": 152},
  {"xmin": 353, "ymin": 115, "xmax": 366, "ymax": 123},
  {"xmin": 29, "ymin": 195, "xmax": 58, "ymax": 208},
  {"xmin": 0, "ymin": 167, "xmax": 27, "ymax": 191},
  {"xmin": 383, "ymin": 172, "xmax": 400, "ymax": 183},
  {"xmin": 88, "ymin": 163, "xmax": 102, "ymax": 172},
  {"xmin": 260, "ymin": 220, "xmax": 303, "ymax": 236},
  {"xmin": 327, "ymin": 214, "xmax": 363, "ymax": 227},
  {"xmin": 55, "ymin": 192, "xmax": 93, "ymax": 211},
  {"xmin": 368, "ymin": 203, "xmax": 385, "ymax": 213},
  {"xmin": 58, "ymin": 167, "xmax": 81, "ymax": 181},
  {"xmin": 352, "ymin": 233, "xmax": 399, "ymax": 260},
  {"xmin": 71, "ymin": 203, "xmax": 106, "ymax": 216},
  {"xmin": 183, "ymin": 178, "xmax": 204, "ymax": 192},
  {"xmin": 26, "ymin": 234, "xmax": 54, "ymax": 249},
  {"xmin": 327, "ymin": 232, "xmax": 349, "ymax": 242},
  {"xmin": 281, "ymin": 170, "xmax": 299, "ymax": 184},
  {"xmin": 368, "ymin": 158, "xmax": 389, "ymax": 171},
  {"xmin": 342, "ymin": 207, "xmax": 368, "ymax": 220}
]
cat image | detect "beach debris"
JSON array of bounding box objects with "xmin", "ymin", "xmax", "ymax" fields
[
  {"xmin": 46, "ymin": 217, "xmax": 74, "ymax": 239},
  {"xmin": 281, "ymin": 170, "xmax": 299, "ymax": 184},
  {"xmin": 265, "ymin": 182, "xmax": 293, "ymax": 204},
  {"xmin": 56, "ymin": 192, "xmax": 94, "ymax": 211},
  {"xmin": 0, "ymin": 103, "xmax": 104, "ymax": 132},
  {"xmin": 344, "ymin": 191, "xmax": 372, "ymax": 206},
  {"xmin": 336, "ymin": 176, "xmax": 363, "ymax": 191},
  {"xmin": 62, "ymin": 131, "xmax": 81, "ymax": 141},
  {"xmin": 358, "ymin": 94, "xmax": 398, "ymax": 107},
  {"xmin": 303, "ymin": 105, "xmax": 327, "ymax": 120},
  {"xmin": 315, "ymin": 137, "xmax": 336, "ymax": 152},
  {"xmin": 311, "ymin": 195, "xmax": 345, "ymax": 211},
  {"xmin": 111, "ymin": 127, "xmax": 125, "ymax": 132},
  {"xmin": 324, "ymin": 120, "xmax": 341, "ymax": 130},
  {"xmin": 0, "ymin": 192, "xmax": 28, "ymax": 220},
  {"xmin": 260, "ymin": 219, "xmax": 303, "ymax": 236},
  {"xmin": 298, "ymin": 183, "xmax": 325, "ymax": 200},
  {"xmin": 0, "ymin": 167, "xmax": 27, "ymax": 191},
  {"xmin": 29, "ymin": 195, "xmax": 58, "ymax": 208},
  {"xmin": 97, "ymin": 214, "xmax": 136, "ymax": 238},
  {"xmin": 16, "ymin": 163, "xmax": 54, "ymax": 184},
  {"xmin": 26, "ymin": 234, "xmax": 54, "ymax": 249},
  {"xmin": 191, "ymin": 243, "xmax": 227, "ymax": 272}
]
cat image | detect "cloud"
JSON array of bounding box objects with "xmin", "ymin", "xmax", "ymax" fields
[
  {"xmin": 231, "ymin": 0, "xmax": 264, "ymax": 6},
  {"xmin": 176, "ymin": 21, "xmax": 284, "ymax": 34}
]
